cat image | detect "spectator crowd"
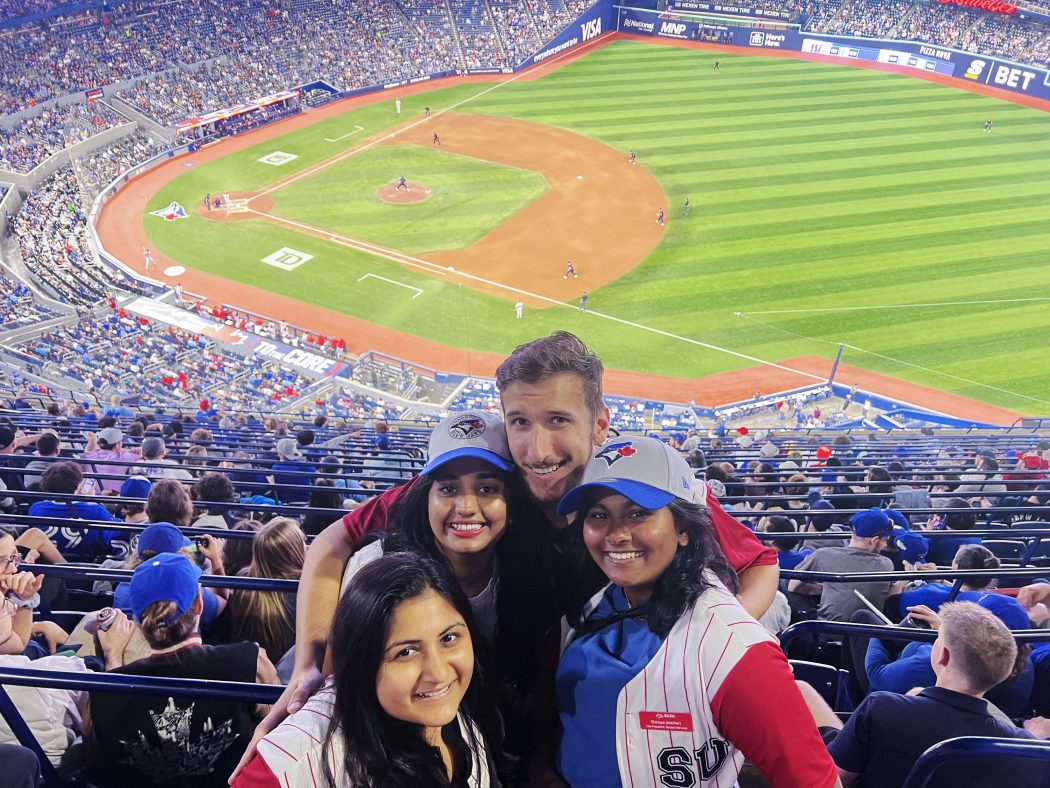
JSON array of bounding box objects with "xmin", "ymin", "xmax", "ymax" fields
[{"xmin": 0, "ymin": 332, "xmax": 1047, "ymax": 786}]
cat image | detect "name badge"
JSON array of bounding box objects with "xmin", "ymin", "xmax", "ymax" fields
[{"xmin": 639, "ymin": 712, "xmax": 693, "ymax": 732}]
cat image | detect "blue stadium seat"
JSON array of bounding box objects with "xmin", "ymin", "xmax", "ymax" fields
[{"xmin": 901, "ymin": 736, "xmax": 1050, "ymax": 788}]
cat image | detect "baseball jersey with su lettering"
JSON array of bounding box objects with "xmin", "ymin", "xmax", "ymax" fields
[{"xmin": 556, "ymin": 579, "xmax": 838, "ymax": 787}]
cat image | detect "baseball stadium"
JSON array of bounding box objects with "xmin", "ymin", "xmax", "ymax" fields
[{"xmin": 3, "ymin": 0, "xmax": 1050, "ymax": 785}]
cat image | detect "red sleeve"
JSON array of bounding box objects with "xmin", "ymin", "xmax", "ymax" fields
[
  {"xmin": 706, "ymin": 489, "xmax": 778, "ymax": 573},
  {"xmin": 341, "ymin": 477, "xmax": 418, "ymax": 546},
  {"xmin": 230, "ymin": 752, "xmax": 281, "ymax": 788},
  {"xmin": 711, "ymin": 641, "xmax": 838, "ymax": 788}
]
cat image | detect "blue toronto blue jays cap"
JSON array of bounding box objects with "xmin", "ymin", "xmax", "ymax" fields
[
  {"xmin": 129, "ymin": 552, "xmax": 202, "ymax": 623},
  {"xmin": 892, "ymin": 528, "xmax": 929, "ymax": 564},
  {"xmin": 850, "ymin": 508, "xmax": 894, "ymax": 538},
  {"xmin": 420, "ymin": 410, "xmax": 513, "ymax": 477},
  {"xmin": 885, "ymin": 508, "xmax": 911, "ymax": 530},
  {"xmin": 136, "ymin": 522, "xmax": 191, "ymax": 558},
  {"xmin": 557, "ymin": 436, "xmax": 697, "ymax": 515}
]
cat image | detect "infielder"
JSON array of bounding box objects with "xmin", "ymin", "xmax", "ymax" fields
[
  {"xmin": 563, "ymin": 261, "xmax": 578, "ymax": 279},
  {"xmin": 143, "ymin": 246, "xmax": 155, "ymax": 272},
  {"xmin": 656, "ymin": 208, "xmax": 665, "ymax": 226},
  {"xmin": 553, "ymin": 437, "xmax": 839, "ymax": 788},
  {"xmin": 433, "ymin": 133, "xmax": 441, "ymax": 146},
  {"xmin": 628, "ymin": 151, "xmax": 637, "ymax": 165}
]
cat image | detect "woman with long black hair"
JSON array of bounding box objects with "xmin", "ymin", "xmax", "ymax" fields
[
  {"xmin": 552, "ymin": 436, "xmax": 840, "ymax": 788},
  {"xmin": 233, "ymin": 552, "xmax": 499, "ymax": 786}
]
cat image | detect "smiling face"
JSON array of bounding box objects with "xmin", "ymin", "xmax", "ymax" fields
[
  {"xmin": 501, "ymin": 373, "xmax": 610, "ymax": 514},
  {"xmin": 427, "ymin": 457, "xmax": 510, "ymax": 559},
  {"xmin": 582, "ymin": 491, "xmax": 688, "ymax": 607},
  {"xmin": 375, "ymin": 589, "xmax": 473, "ymax": 739}
]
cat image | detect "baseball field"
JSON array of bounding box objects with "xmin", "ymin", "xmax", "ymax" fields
[{"xmin": 127, "ymin": 39, "xmax": 1050, "ymax": 414}]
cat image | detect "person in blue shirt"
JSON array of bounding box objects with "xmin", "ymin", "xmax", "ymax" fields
[
  {"xmin": 922, "ymin": 496, "xmax": 981, "ymax": 565},
  {"xmin": 865, "ymin": 590, "xmax": 1034, "ymax": 718},
  {"xmin": 760, "ymin": 514, "xmax": 812, "ymax": 569},
  {"xmin": 28, "ymin": 460, "xmax": 129, "ymax": 560},
  {"xmin": 268, "ymin": 438, "xmax": 317, "ymax": 505}
]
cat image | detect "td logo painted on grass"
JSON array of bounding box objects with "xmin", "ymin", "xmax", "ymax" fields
[
  {"xmin": 261, "ymin": 247, "xmax": 314, "ymax": 271},
  {"xmin": 258, "ymin": 151, "xmax": 299, "ymax": 166}
]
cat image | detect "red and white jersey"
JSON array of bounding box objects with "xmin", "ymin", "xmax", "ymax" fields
[
  {"xmin": 567, "ymin": 577, "xmax": 838, "ymax": 788},
  {"xmin": 243, "ymin": 678, "xmax": 494, "ymax": 787}
]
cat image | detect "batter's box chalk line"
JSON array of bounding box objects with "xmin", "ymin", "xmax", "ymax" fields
[{"xmin": 226, "ymin": 199, "xmax": 250, "ymax": 213}]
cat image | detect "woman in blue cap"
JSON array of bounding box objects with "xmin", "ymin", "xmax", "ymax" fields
[
  {"xmin": 86, "ymin": 552, "xmax": 279, "ymax": 787},
  {"xmin": 552, "ymin": 435, "xmax": 839, "ymax": 788}
]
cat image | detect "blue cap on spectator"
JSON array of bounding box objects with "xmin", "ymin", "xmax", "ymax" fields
[
  {"xmin": 137, "ymin": 523, "xmax": 191, "ymax": 557},
  {"xmin": 885, "ymin": 508, "xmax": 910, "ymax": 530},
  {"xmin": 851, "ymin": 508, "xmax": 893, "ymax": 537},
  {"xmin": 420, "ymin": 411, "xmax": 512, "ymax": 477},
  {"xmin": 120, "ymin": 476, "xmax": 152, "ymax": 500},
  {"xmin": 130, "ymin": 552, "xmax": 202, "ymax": 623},
  {"xmin": 807, "ymin": 499, "xmax": 837, "ymax": 530},
  {"xmin": 974, "ymin": 593, "xmax": 1029, "ymax": 631},
  {"xmin": 892, "ymin": 528, "xmax": 928, "ymax": 564},
  {"xmin": 670, "ymin": 432, "xmax": 686, "ymax": 444}
]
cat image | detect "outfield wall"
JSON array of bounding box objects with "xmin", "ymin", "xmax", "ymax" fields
[{"xmin": 615, "ymin": 5, "xmax": 1050, "ymax": 102}]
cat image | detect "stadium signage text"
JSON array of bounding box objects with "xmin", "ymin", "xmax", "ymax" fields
[
  {"xmin": 622, "ymin": 17, "xmax": 656, "ymax": 33},
  {"xmin": 992, "ymin": 64, "xmax": 1037, "ymax": 89},
  {"xmin": 659, "ymin": 21, "xmax": 689, "ymax": 38},
  {"xmin": 748, "ymin": 31, "xmax": 786, "ymax": 48},
  {"xmin": 581, "ymin": 18, "xmax": 602, "ymax": 41},
  {"xmin": 669, "ymin": 1, "xmax": 791, "ymax": 20},
  {"xmin": 936, "ymin": 0, "xmax": 1017, "ymax": 14},
  {"xmin": 919, "ymin": 45, "xmax": 952, "ymax": 60},
  {"xmin": 255, "ymin": 342, "xmax": 338, "ymax": 375}
]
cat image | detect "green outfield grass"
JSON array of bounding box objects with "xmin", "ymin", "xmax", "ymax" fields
[{"xmin": 144, "ymin": 40, "xmax": 1050, "ymax": 413}]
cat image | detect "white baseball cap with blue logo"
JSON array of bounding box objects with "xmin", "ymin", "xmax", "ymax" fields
[
  {"xmin": 420, "ymin": 410, "xmax": 513, "ymax": 477},
  {"xmin": 557, "ymin": 436, "xmax": 699, "ymax": 515}
]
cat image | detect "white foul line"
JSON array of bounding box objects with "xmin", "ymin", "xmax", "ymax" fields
[
  {"xmin": 358, "ymin": 273, "xmax": 423, "ymax": 299},
  {"xmin": 738, "ymin": 296, "xmax": 1050, "ymax": 316},
  {"xmin": 324, "ymin": 125, "xmax": 365, "ymax": 142},
  {"xmin": 249, "ymin": 31, "xmax": 616, "ymax": 201},
  {"xmin": 250, "ymin": 211, "xmax": 825, "ymax": 383}
]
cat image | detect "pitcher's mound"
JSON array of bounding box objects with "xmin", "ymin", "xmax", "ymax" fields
[{"xmin": 378, "ymin": 182, "xmax": 432, "ymax": 204}]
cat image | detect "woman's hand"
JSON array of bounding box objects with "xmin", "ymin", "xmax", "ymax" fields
[
  {"xmin": 2, "ymin": 571, "xmax": 43, "ymax": 599},
  {"xmin": 228, "ymin": 664, "xmax": 324, "ymax": 784}
]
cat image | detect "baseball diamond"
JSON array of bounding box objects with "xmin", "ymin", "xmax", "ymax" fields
[{"xmin": 91, "ymin": 38, "xmax": 1050, "ymax": 417}]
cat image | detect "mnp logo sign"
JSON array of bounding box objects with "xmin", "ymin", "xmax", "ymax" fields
[
  {"xmin": 261, "ymin": 247, "xmax": 314, "ymax": 271},
  {"xmin": 659, "ymin": 21, "xmax": 688, "ymax": 38},
  {"xmin": 580, "ymin": 17, "xmax": 601, "ymax": 40},
  {"xmin": 258, "ymin": 151, "xmax": 298, "ymax": 166}
]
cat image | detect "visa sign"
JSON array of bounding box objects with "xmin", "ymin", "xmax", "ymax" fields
[{"xmin": 581, "ymin": 18, "xmax": 602, "ymax": 41}]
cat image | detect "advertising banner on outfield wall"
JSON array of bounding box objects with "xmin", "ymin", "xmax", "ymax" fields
[
  {"xmin": 125, "ymin": 297, "xmax": 349, "ymax": 378},
  {"xmin": 526, "ymin": 1, "xmax": 616, "ymax": 67},
  {"xmin": 667, "ymin": 0, "xmax": 792, "ymax": 20},
  {"xmin": 616, "ymin": 6, "xmax": 1050, "ymax": 100}
]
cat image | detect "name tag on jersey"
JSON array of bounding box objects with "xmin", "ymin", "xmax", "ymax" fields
[{"xmin": 639, "ymin": 712, "xmax": 693, "ymax": 732}]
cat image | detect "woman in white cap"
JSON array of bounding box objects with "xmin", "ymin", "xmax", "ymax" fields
[
  {"xmin": 552, "ymin": 435, "xmax": 840, "ymax": 788},
  {"xmin": 237, "ymin": 411, "xmax": 557, "ymax": 784}
]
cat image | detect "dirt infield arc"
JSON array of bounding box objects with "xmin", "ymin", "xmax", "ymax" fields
[{"xmin": 95, "ymin": 33, "xmax": 1026, "ymax": 422}]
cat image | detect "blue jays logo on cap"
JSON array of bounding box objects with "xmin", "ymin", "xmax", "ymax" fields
[
  {"xmin": 447, "ymin": 413, "xmax": 486, "ymax": 440},
  {"xmin": 596, "ymin": 441, "xmax": 638, "ymax": 467}
]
